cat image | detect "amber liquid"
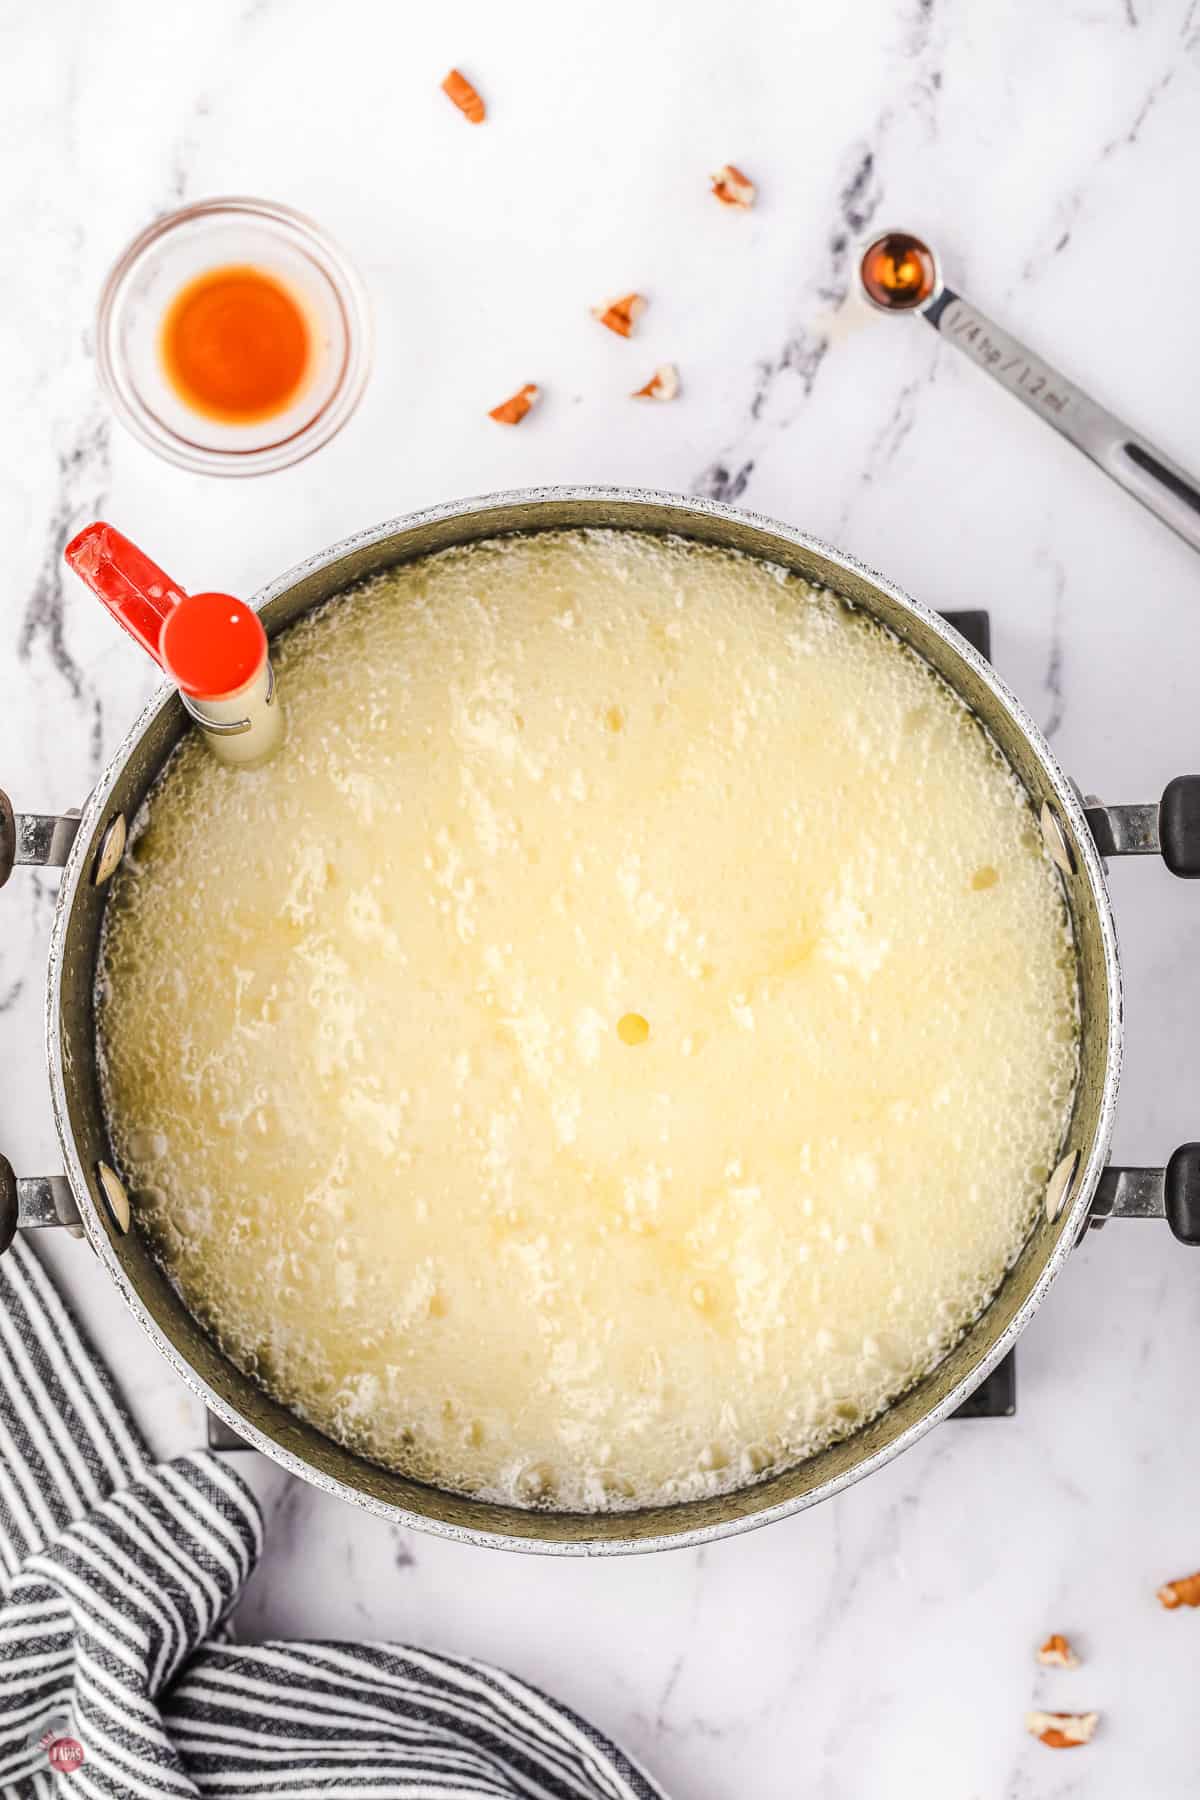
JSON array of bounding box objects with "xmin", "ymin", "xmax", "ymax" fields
[{"xmin": 160, "ymin": 264, "xmax": 310, "ymax": 423}]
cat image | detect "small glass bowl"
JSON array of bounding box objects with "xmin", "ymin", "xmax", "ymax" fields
[{"xmin": 96, "ymin": 197, "xmax": 372, "ymax": 476}]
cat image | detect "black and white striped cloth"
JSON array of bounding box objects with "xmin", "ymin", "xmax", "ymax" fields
[{"xmin": 0, "ymin": 1241, "xmax": 666, "ymax": 1800}]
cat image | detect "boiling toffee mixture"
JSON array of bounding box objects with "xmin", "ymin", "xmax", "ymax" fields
[{"xmin": 97, "ymin": 531, "xmax": 1079, "ymax": 1509}]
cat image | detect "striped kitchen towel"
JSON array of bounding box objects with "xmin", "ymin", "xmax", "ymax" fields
[{"xmin": 0, "ymin": 1240, "xmax": 666, "ymax": 1800}]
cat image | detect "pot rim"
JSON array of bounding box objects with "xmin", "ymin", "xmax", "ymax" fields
[{"xmin": 45, "ymin": 484, "xmax": 1124, "ymax": 1554}]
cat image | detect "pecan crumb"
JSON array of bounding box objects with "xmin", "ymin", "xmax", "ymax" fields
[
  {"xmin": 489, "ymin": 383, "xmax": 539, "ymax": 425},
  {"xmin": 1037, "ymin": 1632, "xmax": 1081, "ymax": 1668},
  {"xmin": 711, "ymin": 164, "xmax": 756, "ymax": 208},
  {"xmin": 1158, "ymin": 1571, "xmax": 1200, "ymax": 1609},
  {"xmin": 592, "ymin": 293, "xmax": 647, "ymax": 338},
  {"xmin": 1026, "ymin": 1710, "xmax": 1099, "ymax": 1749},
  {"xmin": 632, "ymin": 364, "xmax": 680, "ymax": 402},
  {"xmin": 442, "ymin": 69, "xmax": 486, "ymax": 124}
]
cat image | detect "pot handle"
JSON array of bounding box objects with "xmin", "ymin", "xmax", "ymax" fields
[
  {"xmin": 1090, "ymin": 1150, "xmax": 1200, "ymax": 1243},
  {"xmin": 0, "ymin": 1160, "xmax": 80, "ymax": 1254},
  {"xmin": 1083, "ymin": 783, "xmax": 1200, "ymax": 1239},
  {"xmin": 0, "ymin": 788, "xmax": 89, "ymax": 1256},
  {"xmin": 1085, "ymin": 775, "xmax": 1200, "ymax": 878},
  {"xmin": 0, "ymin": 789, "xmax": 81, "ymax": 886}
]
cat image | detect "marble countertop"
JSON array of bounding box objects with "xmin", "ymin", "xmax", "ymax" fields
[{"xmin": 4, "ymin": 1, "xmax": 1200, "ymax": 1793}]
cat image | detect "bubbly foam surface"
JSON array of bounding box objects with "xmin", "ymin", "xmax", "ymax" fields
[{"xmin": 96, "ymin": 531, "xmax": 1079, "ymax": 1509}]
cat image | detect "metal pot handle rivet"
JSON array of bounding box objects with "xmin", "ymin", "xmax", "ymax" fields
[
  {"xmin": 1045, "ymin": 1150, "xmax": 1080, "ymax": 1223},
  {"xmin": 91, "ymin": 813, "xmax": 127, "ymax": 887},
  {"xmin": 1040, "ymin": 801, "xmax": 1076, "ymax": 877},
  {"xmin": 95, "ymin": 1161, "xmax": 130, "ymax": 1234}
]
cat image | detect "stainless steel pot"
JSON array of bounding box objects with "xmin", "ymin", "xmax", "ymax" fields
[{"xmin": 4, "ymin": 486, "xmax": 1199, "ymax": 1556}]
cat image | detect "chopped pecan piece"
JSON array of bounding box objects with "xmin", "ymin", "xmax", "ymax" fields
[
  {"xmin": 1036, "ymin": 1633, "xmax": 1080, "ymax": 1668},
  {"xmin": 711, "ymin": 164, "xmax": 756, "ymax": 208},
  {"xmin": 1026, "ymin": 1711, "xmax": 1098, "ymax": 1749},
  {"xmin": 489, "ymin": 383, "xmax": 539, "ymax": 425},
  {"xmin": 632, "ymin": 364, "xmax": 680, "ymax": 401},
  {"xmin": 442, "ymin": 69, "xmax": 486, "ymax": 124},
  {"xmin": 592, "ymin": 293, "xmax": 646, "ymax": 338},
  {"xmin": 1158, "ymin": 1570, "xmax": 1200, "ymax": 1609}
]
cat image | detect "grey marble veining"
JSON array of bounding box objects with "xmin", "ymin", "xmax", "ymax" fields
[{"xmin": 4, "ymin": 2, "xmax": 1200, "ymax": 1794}]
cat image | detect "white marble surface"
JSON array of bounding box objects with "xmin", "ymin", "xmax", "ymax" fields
[{"xmin": 4, "ymin": 1, "xmax": 1200, "ymax": 1793}]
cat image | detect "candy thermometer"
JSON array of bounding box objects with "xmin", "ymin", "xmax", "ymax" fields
[
  {"xmin": 64, "ymin": 523, "xmax": 283, "ymax": 766},
  {"xmin": 859, "ymin": 230, "xmax": 1200, "ymax": 556}
]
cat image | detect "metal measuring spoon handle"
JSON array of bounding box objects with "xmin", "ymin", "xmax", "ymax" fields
[{"xmin": 861, "ymin": 231, "xmax": 1200, "ymax": 557}]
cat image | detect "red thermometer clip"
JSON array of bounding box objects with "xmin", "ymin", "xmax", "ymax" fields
[
  {"xmin": 64, "ymin": 522, "xmax": 267, "ymax": 699},
  {"xmin": 64, "ymin": 523, "xmax": 281, "ymax": 766}
]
